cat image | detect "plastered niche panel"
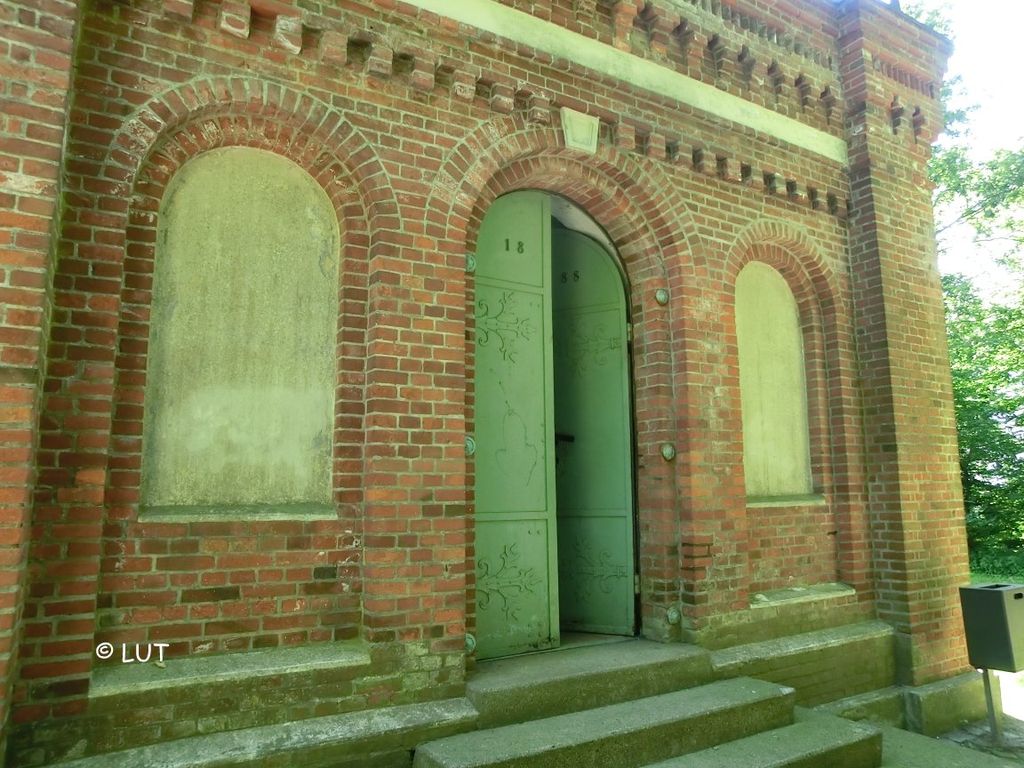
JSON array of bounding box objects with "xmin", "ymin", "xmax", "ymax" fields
[
  {"xmin": 141, "ymin": 147, "xmax": 341, "ymax": 515},
  {"xmin": 735, "ymin": 261, "xmax": 813, "ymax": 498}
]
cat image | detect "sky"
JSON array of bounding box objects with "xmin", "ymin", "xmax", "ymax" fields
[{"xmin": 907, "ymin": 1, "xmax": 1024, "ymax": 295}]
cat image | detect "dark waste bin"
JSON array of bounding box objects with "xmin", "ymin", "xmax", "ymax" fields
[{"xmin": 959, "ymin": 583, "xmax": 1024, "ymax": 672}]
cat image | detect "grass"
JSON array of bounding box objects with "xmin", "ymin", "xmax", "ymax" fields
[{"xmin": 970, "ymin": 571, "xmax": 1024, "ymax": 584}]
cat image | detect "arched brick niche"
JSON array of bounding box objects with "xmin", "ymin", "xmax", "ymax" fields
[
  {"xmin": 721, "ymin": 225, "xmax": 869, "ymax": 598},
  {"xmin": 20, "ymin": 77, "xmax": 394, "ymax": 724},
  {"xmin": 100, "ymin": 117, "xmax": 371, "ymax": 657}
]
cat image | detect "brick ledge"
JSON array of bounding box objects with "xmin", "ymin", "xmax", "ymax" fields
[{"xmin": 90, "ymin": 639, "xmax": 370, "ymax": 699}]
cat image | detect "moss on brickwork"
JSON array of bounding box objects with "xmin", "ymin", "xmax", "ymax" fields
[
  {"xmin": 686, "ymin": 583, "xmax": 873, "ymax": 649},
  {"xmin": 12, "ymin": 640, "xmax": 466, "ymax": 765},
  {"xmin": 903, "ymin": 672, "xmax": 997, "ymax": 736}
]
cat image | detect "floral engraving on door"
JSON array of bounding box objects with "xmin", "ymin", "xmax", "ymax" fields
[
  {"xmin": 477, "ymin": 292, "xmax": 534, "ymax": 363},
  {"xmin": 563, "ymin": 537, "xmax": 627, "ymax": 598},
  {"xmin": 567, "ymin": 320, "xmax": 621, "ymax": 374},
  {"xmin": 477, "ymin": 543, "xmax": 543, "ymax": 621}
]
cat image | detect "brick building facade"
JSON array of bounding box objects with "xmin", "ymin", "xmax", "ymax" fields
[{"xmin": 0, "ymin": 0, "xmax": 976, "ymax": 764}]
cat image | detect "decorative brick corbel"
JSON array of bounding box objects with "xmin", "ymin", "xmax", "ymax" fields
[
  {"xmin": 786, "ymin": 178, "xmax": 807, "ymax": 204},
  {"xmin": 706, "ymin": 35, "xmax": 730, "ymax": 86},
  {"xmin": 411, "ymin": 61, "xmax": 436, "ymax": 92},
  {"xmin": 451, "ymin": 70, "xmax": 476, "ymax": 101},
  {"xmin": 743, "ymin": 163, "xmax": 764, "ymax": 193},
  {"xmin": 698, "ymin": 150, "xmax": 718, "ymax": 178},
  {"xmin": 912, "ymin": 106, "xmax": 926, "ymax": 142},
  {"xmin": 808, "ymin": 186, "xmax": 822, "ymax": 210},
  {"xmin": 673, "ymin": 18, "xmax": 694, "ymax": 59},
  {"xmin": 646, "ymin": 132, "xmax": 667, "ymax": 161},
  {"xmin": 767, "ymin": 60, "xmax": 786, "ymax": 105},
  {"xmin": 763, "ymin": 171, "xmax": 782, "ymax": 196},
  {"xmin": 219, "ymin": 1, "xmax": 251, "ymax": 39},
  {"xmin": 397, "ymin": 44, "xmax": 436, "ymax": 92},
  {"xmin": 826, "ymin": 191, "xmax": 840, "ymax": 217},
  {"xmin": 691, "ymin": 147, "xmax": 706, "ymax": 174},
  {"xmin": 163, "ymin": 0, "xmax": 194, "ymax": 19},
  {"xmin": 820, "ymin": 86, "xmax": 838, "ymax": 126},
  {"xmin": 794, "ymin": 74, "xmax": 813, "ymax": 111},
  {"xmin": 889, "ymin": 96, "xmax": 905, "ymax": 134},
  {"xmin": 320, "ymin": 30, "xmax": 348, "ymax": 67},
  {"xmin": 667, "ymin": 140, "xmax": 686, "ymax": 166},
  {"xmin": 526, "ymin": 92, "xmax": 551, "ymax": 126},
  {"xmin": 272, "ymin": 14, "xmax": 303, "ymax": 55},
  {"xmin": 738, "ymin": 46, "xmax": 756, "ymax": 89},
  {"xmin": 612, "ymin": 0, "xmax": 641, "ymax": 51},
  {"xmin": 489, "ymin": 81, "xmax": 515, "ymax": 114},
  {"xmin": 639, "ymin": 4, "xmax": 679, "ymax": 58},
  {"xmin": 366, "ymin": 41, "xmax": 394, "ymax": 79},
  {"xmin": 574, "ymin": 0, "xmax": 597, "ymax": 21},
  {"xmin": 716, "ymin": 155, "xmax": 742, "ymax": 183},
  {"xmin": 614, "ymin": 121, "xmax": 636, "ymax": 152}
]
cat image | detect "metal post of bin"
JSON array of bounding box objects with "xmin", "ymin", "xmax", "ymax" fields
[{"xmin": 982, "ymin": 668, "xmax": 1003, "ymax": 746}]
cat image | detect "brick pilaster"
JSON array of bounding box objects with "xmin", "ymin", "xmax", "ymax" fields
[
  {"xmin": 359, "ymin": 219, "xmax": 468, "ymax": 694},
  {"xmin": 0, "ymin": 0, "xmax": 82, "ymax": 759},
  {"xmin": 837, "ymin": 0, "xmax": 968, "ymax": 684}
]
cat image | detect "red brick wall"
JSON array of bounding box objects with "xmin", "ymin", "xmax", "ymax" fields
[
  {"xmin": 746, "ymin": 503, "xmax": 839, "ymax": 592},
  {"xmin": 837, "ymin": 1, "xmax": 970, "ymax": 685},
  {"xmin": 0, "ymin": 0, "xmax": 81, "ymax": 756},
  {"xmin": 0, "ymin": 0, "xmax": 968, "ymax": 761}
]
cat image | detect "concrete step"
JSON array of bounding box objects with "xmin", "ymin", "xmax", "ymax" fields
[
  {"xmin": 646, "ymin": 710, "xmax": 882, "ymax": 768},
  {"xmin": 817, "ymin": 686, "xmax": 905, "ymax": 727},
  {"xmin": 877, "ymin": 724, "xmax": 1018, "ymax": 768},
  {"xmin": 54, "ymin": 698, "xmax": 476, "ymax": 768},
  {"xmin": 710, "ymin": 620, "xmax": 896, "ymax": 706},
  {"xmin": 413, "ymin": 677, "xmax": 794, "ymax": 768},
  {"xmin": 467, "ymin": 637, "xmax": 712, "ymax": 727}
]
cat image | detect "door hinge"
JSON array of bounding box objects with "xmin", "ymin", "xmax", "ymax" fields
[
  {"xmin": 626, "ymin": 323, "xmax": 634, "ymax": 343},
  {"xmin": 634, "ymin": 574, "xmax": 641, "ymax": 595}
]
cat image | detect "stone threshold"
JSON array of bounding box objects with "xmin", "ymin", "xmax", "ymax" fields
[
  {"xmin": 138, "ymin": 502, "xmax": 337, "ymax": 521},
  {"xmin": 746, "ymin": 494, "xmax": 828, "ymax": 508},
  {"xmin": 750, "ymin": 582, "xmax": 856, "ymax": 609},
  {"xmin": 90, "ymin": 640, "xmax": 371, "ymax": 700},
  {"xmin": 711, "ymin": 620, "xmax": 893, "ymax": 676}
]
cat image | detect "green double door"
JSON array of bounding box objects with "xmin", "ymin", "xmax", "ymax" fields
[{"xmin": 474, "ymin": 191, "xmax": 636, "ymax": 659}]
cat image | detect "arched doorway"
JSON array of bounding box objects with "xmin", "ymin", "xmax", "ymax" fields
[{"xmin": 473, "ymin": 190, "xmax": 637, "ymax": 659}]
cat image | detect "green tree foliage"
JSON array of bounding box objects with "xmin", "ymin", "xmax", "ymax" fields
[
  {"xmin": 903, "ymin": 2, "xmax": 1024, "ymax": 571},
  {"xmin": 932, "ymin": 148, "xmax": 1024, "ymax": 250},
  {"xmin": 942, "ymin": 274, "xmax": 1024, "ymax": 564},
  {"xmin": 902, "ymin": 1, "xmax": 954, "ymax": 36},
  {"xmin": 937, "ymin": 153, "xmax": 1024, "ymax": 574},
  {"xmin": 932, "ymin": 126, "xmax": 1024, "ymax": 571},
  {"xmin": 904, "ymin": 2, "xmax": 1024, "ymax": 255}
]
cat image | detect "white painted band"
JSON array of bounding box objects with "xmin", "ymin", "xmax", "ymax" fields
[{"xmin": 401, "ymin": 0, "xmax": 849, "ymax": 165}]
